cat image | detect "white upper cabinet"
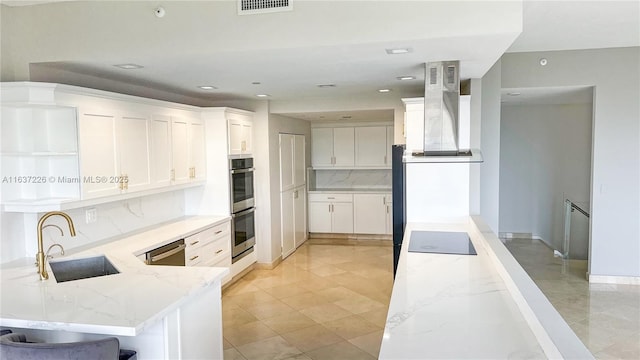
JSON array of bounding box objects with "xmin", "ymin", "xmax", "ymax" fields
[
  {"xmin": 78, "ymin": 110, "xmax": 121, "ymax": 199},
  {"xmin": 293, "ymin": 135, "xmax": 306, "ymax": 187},
  {"xmin": 228, "ymin": 113, "xmax": 252, "ymax": 155},
  {"xmin": 79, "ymin": 110, "xmax": 153, "ymax": 199},
  {"xmin": 355, "ymin": 126, "xmax": 387, "ymax": 167},
  {"xmin": 279, "ymin": 134, "xmax": 295, "ymax": 191},
  {"xmin": 1, "ymin": 83, "xmax": 207, "ymax": 211},
  {"xmin": 118, "ymin": 114, "xmax": 152, "ymax": 193},
  {"xmin": 311, "ymin": 127, "xmax": 354, "ymax": 168},
  {"xmin": 150, "ymin": 115, "xmax": 172, "ymax": 188}
]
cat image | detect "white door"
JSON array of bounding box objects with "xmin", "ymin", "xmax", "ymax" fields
[
  {"xmin": 118, "ymin": 114, "xmax": 151, "ymax": 192},
  {"xmin": 293, "ymin": 185, "xmax": 307, "ymax": 247},
  {"xmin": 308, "ymin": 201, "xmax": 331, "ymax": 233},
  {"xmin": 281, "ymin": 189, "xmax": 296, "ymax": 259},
  {"xmin": 171, "ymin": 118, "xmax": 190, "ymax": 184},
  {"xmin": 189, "ymin": 119, "xmax": 205, "ymax": 181},
  {"xmin": 293, "ymin": 135, "xmax": 306, "ymax": 187},
  {"xmin": 311, "ymin": 128, "xmax": 333, "ymax": 167},
  {"xmin": 151, "ymin": 115, "xmax": 172, "ymax": 187},
  {"xmin": 355, "ymin": 126, "xmax": 386, "ymax": 167},
  {"xmin": 279, "ymin": 134, "xmax": 295, "ymax": 191},
  {"xmin": 332, "ymin": 127, "xmax": 354, "ymax": 167},
  {"xmin": 79, "ymin": 110, "xmax": 120, "ymax": 199},
  {"xmin": 332, "ymin": 202, "xmax": 354, "ymax": 233},
  {"xmin": 353, "ymin": 194, "xmax": 386, "ymax": 234}
]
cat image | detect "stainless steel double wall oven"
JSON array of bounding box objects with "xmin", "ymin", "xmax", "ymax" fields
[{"xmin": 229, "ymin": 157, "xmax": 256, "ymax": 263}]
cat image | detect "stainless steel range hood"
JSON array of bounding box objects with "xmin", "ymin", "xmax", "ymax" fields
[{"xmin": 404, "ymin": 61, "xmax": 482, "ymax": 163}]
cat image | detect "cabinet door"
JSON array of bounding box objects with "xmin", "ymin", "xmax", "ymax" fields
[
  {"xmin": 228, "ymin": 118, "xmax": 243, "ymax": 155},
  {"xmin": 355, "ymin": 126, "xmax": 386, "ymax": 167},
  {"xmin": 281, "ymin": 189, "xmax": 296, "ymax": 259},
  {"xmin": 405, "ymin": 105, "xmax": 424, "ymax": 152},
  {"xmin": 332, "ymin": 202, "xmax": 354, "ymax": 234},
  {"xmin": 293, "ymin": 135, "xmax": 306, "ymax": 187},
  {"xmin": 151, "ymin": 115, "xmax": 172, "ymax": 187},
  {"xmin": 308, "ymin": 201, "xmax": 332, "ymax": 233},
  {"xmin": 386, "ymin": 126, "xmax": 394, "ymax": 168},
  {"xmin": 311, "ymin": 128, "xmax": 333, "ymax": 167},
  {"xmin": 79, "ymin": 110, "xmax": 120, "ymax": 199},
  {"xmin": 353, "ymin": 194, "xmax": 386, "ymax": 234},
  {"xmin": 293, "ymin": 185, "xmax": 307, "ymax": 247},
  {"xmin": 241, "ymin": 120, "xmax": 252, "ymax": 154},
  {"xmin": 332, "ymin": 127, "xmax": 354, "ymax": 167},
  {"xmin": 171, "ymin": 117, "xmax": 190, "ymax": 184},
  {"xmin": 279, "ymin": 134, "xmax": 295, "ymax": 191},
  {"xmin": 189, "ymin": 119, "xmax": 206, "ymax": 181},
  {"xmin": 118, "ymin": 114, "xmax": 152, "ymax": 192}
]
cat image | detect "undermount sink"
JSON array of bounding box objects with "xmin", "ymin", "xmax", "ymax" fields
[{"xmin": 49, "ymin": 255, "xmax": 120, "ymax": 283}]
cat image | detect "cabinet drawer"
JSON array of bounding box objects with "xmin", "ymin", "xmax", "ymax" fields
[
  {"xmin": 185, "ymin": 222, "xmax": 230, "ymax": 254},
  {"xmin": 308, "ymin": 193, "xmax": 353, "ymax": 203},
  {"xmin": 187, "ymin": 234, "xmax": 230, "ymax": 266}
]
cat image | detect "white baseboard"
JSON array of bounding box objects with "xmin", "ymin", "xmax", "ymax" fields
[{"xmin": 589, "ymin": 274, "xmax": 640, "ymax": 285}]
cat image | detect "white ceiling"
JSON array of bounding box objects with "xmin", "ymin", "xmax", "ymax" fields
[{"xmin": 1, "ymin": 0, "xmax": 638, "ymax": 117}]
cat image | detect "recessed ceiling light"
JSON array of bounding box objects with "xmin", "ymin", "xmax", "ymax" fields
[
  {"xmin": 507, "ymin": 92, "xmax": 521, "ymax": 96},
  {"xmin": 539, "ymin": 58, "xmax": 548, "ymax": 66},
  {"xmin": 397, "ymin": 76, "xmax": 416, "ymax": 81},
  {"xmin": 378, "ymin": 89, "xmax": 391, "ymax": 93},
  {"xmin": 317, "ymin": 84, "xmax": 336, "ymax": 88},
  {"xmin": 114, "ymin": 64, "xmax": 143, "ymax": 69},
  {"xmin": 198, "ymin": 85, "xmax": 217, "ymax": 90},
  {"xmin": 256, "ymin": 94, "xmax": 270, "ymax": 97},
  {"xmin": 385, "ymin": 48, "xmax": 412, "ymax": 55}
]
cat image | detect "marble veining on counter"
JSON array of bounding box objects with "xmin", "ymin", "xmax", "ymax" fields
[
  {"xmin": 380, "ymin": 219, "xmax": 547, "ymax": 359},
  {"xmin": 0, "ymin": 216, "xmax": 230, "ymax": 336}
]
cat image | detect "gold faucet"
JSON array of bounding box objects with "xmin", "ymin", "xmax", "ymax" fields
[{"xmin": 37, "ymin": 211, "xmax": 76, "ymax": 280}]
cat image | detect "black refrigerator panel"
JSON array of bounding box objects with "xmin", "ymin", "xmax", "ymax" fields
[{"xmin": 392, "ymin": 144, "xmax": 406, "ymax": 277}]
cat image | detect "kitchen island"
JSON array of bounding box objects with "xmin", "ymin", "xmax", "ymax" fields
[
  {"xmin": 0, "ymin": 216, "xmax": 229, "ymax": 359},
  {"xmin": 380, "ymin": 217, "xmax": 593, "ymax": 359}
]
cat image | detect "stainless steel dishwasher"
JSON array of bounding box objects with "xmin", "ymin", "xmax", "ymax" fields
[{"xmin": 145, "ymin": 239, "xmax": 186, "ymax": 266}]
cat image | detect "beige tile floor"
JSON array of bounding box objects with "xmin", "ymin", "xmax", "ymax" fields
[
  {"xmin": 505, "ymin": 238, "xmax": 640, "ymax": 360},
  {"xmin": 222, "ymin": 240, "xmax": 393, "ymax": 360}
]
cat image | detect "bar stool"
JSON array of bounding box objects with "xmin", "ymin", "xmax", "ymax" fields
[{"xmin": 0, "ymin": 332, "xmax": 137, "ymax": 360}]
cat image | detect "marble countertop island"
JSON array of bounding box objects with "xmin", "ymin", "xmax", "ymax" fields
[
  {"xmin": 0, "ymin": 216, "xmax": 230, "ymax": 337},
  {"xmin": 379, "ymin": 217, "xmax": 593, "ymax": 359}
]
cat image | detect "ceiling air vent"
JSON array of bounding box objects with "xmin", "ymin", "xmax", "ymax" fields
[{"xmin": 238, "ymin": 0, "xmax": 292, "ymax": 15}]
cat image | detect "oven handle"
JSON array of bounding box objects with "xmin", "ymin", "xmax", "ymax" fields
[
  {"xmin": 150, "ymin": 244, "xmax": 186, "ymax": 262},
  {"xmin": 230, "ymin": 168, "xmax": 254, "ymax": 174},
  {"xmin": 232, "ymin": 207, "xmax": 256, "ymax": 218}
]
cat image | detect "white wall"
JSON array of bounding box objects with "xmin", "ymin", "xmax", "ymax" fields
[
  {"xmin": 501, "ymin": 47, "xmax": 640, "ymax": 278},
  {"xmin": 480, "ymin": 59, "xmax": 502, "ymax": 233},
  {"xmin": 268, "ymin": 114, "xmax": 311, "ymax": 263},
  {"xmin": 499, "ymin": 103, "xmax": 593, "ymax": 259},
  {"xmin": 0, "ymin": 191, "xmax": 185, "ymax": 263}
]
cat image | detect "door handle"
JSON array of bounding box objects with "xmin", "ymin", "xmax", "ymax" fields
[
  {"xmin": 190, "ymin": 240, "xmax": 200, "ymax": 246},
  {"xmin": 150, "ymin": 244, "xmax": 186, "ymax": 262},
  {"xmin": 189, "ymin": 255, "xmax": 199, "ymax": 261}
]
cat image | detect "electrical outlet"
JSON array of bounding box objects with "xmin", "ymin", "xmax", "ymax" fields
[{"xmin": 85, "ymin": 208, "xmax": 97, "ymax": 224}]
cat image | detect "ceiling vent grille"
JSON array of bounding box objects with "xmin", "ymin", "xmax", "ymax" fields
[{"xmin": 238, "ymin": 0, "xmax": 292, "ymax": 15}]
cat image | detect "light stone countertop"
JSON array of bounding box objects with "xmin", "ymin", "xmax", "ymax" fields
[
  {"xmin": 0, "ymin": 216, "xmax": 230, "ymax": 337},
  {"xmin": 307, "ymin": 188, "xmax": 391, "ymax": 193},
  {"xmin": 379, "ymin": 217, "xmax": 593, "ymax": 359}
]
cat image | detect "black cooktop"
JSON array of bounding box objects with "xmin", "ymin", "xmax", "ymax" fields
[{"xmin": 408, "ymin": 231, "xmax": 477, "ymax": 255}]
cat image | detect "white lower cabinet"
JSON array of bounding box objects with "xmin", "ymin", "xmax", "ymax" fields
[
  {"xmin": 309, "ymin": 192, "xmax": 391, "ymax": 235},
  {"xmin": 353, "ymin": 194, "xmax": 387, "ymax": 235},
  {"xmin": 308, "ymin": 193, "xmax": 353, "ymax": 233},
  {"xmin": 185, "ymin": 221, "xmax": 231, "ymax": 269}
]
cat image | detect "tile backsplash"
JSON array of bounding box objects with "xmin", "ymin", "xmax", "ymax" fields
[
  {"xmin": 1, "ymin": 191, "xmax": 186, "ymax": 263},
  {"xmin": 312, "ymin": 169, "xmax": 391, "ymax": 190}
]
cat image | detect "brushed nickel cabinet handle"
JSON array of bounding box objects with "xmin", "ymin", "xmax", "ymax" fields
[
  {"xmin": 214, "ymin": 230, "xmax": 222, "ymax": 235},
  {"xmin": 190, "ymin": 240, "xmax": 200, "ymax": 246},
  {"xmin": 189, "ymin": 255, "xmax": 199, "ymax": 261},
  {"xmin": 215, "ymin": 249, "xmax": 223, "ymax": 254}
]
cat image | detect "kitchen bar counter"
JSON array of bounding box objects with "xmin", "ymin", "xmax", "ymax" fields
[
  {"xmin": 0, "ymin": 216, "xmax": 230, "ymax": 336},
  {"xmin": 379, "ymin": 217, "xmax": 593, "ymax": 359}
]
